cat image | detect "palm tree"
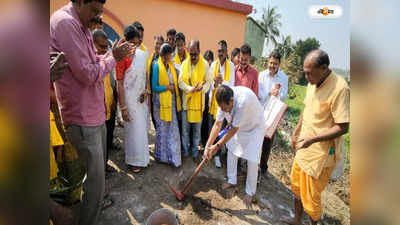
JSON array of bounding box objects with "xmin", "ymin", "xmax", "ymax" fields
[
  {"xmin": 261, "ymin": 5, "xmax": 282, "ymax": 49},
  {"xmin": 276, "ymin": 35, "xmax": 294, "ymax": 58}
]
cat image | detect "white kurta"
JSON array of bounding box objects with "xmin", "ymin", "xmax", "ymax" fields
[
  {"xmin": 258, "ymin": 69, "xmax": 289, "ymax": 107},
  {"xmin": 208, "ymin": 60, "xmax": 235, "ymax": 103},
  {"xmin": 216, "ymin": 86, "xmax": 266, "ymax": 164},
  {"xmin": 123, "ymin": 49, "xmax": 149, "ymax": 167}
]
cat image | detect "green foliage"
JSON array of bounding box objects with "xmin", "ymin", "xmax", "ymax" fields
[
  {"xmin": 261, "ymin": 5, "xmax": 282, "ymax": 48},
  {"xmin": 294, "ymin": 37, "xmax": 321, "ymax": 64},
  {"xmin": 344, "ymin": 132, "xmax": 350, "ymax": 166},
  {"xmin": 254, "ymin": 56, "xmax": 270, "ymax": 73},
  {"xmin": 284, "ymin": 84, "xmax": 306, "ymax": 126},
  {"xmin": 275, "ymin": 35, "xmax": 294, "ymax": 59},
  {"xmin": 280, "ymin": 52, "xmax": 302, "ymax": 84},
  {"xmin": 277, "ymin": 130, "xmax": 291, "ymax": 151},
  {"xmin": 293, "ymin": 37, "xmax": 321, "ymax": 84}
]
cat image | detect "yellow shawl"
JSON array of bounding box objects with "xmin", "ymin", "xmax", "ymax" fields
[
  {"xmin": 103, "ymin": 74, "xmax": 114, "ymax": 120},
  {"xmin": 146, "ymin": 52, "xmax": 155, "ymax": 94},
  {"xmin": 50, "ymin": 111, "xmax": 63, "ymax": 180},
  {"xmin": 158, "ymin": 57, "xmax": 181, "ymax": 121},
  {"xmin": 173, "ymin": 50, "xmax": 189, "ymax": 65},
  {"xmin": 140, "ymin": 43, "xmax": 147, "ymax": 51},
  {"xmin": 182, "ymin": 55, "xmax": 205, "ymax": 123},
  {"xmin": 209, "ymin": 59, "xmax": 231, "ymax": 119}
]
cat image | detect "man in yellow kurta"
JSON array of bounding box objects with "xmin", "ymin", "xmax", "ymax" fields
[
  {"xmin": 281, "ymin": 50, "xmax": 349, "ymax": 225},
  {"xmin": 178, "ymin": 40, "xmax": 212, "ymax": 161}
]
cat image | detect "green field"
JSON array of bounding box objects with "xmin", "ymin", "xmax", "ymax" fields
[{"xmin": 284, "ymin": 84, "xmax": 350, "ymax": 165}]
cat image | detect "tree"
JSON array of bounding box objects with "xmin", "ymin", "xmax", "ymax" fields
[
  {"xmin": 280, "ymin": 52, "xmax": 302, "ymax": 85},
  {"xmin": 275, "ymin": 35, "xmax": 293, "ymax": 59},
  {"xmin": 261, "ymin": 5, "xmax": 282, "ymax": 50},
  {"xmin": 294, "ymin": 37, "xmax": 321, "ymax": 67},
  {"xmin": 293, "ymin": 37, "xmax": 321, "ymax": 84}
]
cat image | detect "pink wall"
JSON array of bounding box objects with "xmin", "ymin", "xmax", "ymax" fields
[{"xmin": 50, "ymin": 0, "xmax": 249, "ymax": 55}]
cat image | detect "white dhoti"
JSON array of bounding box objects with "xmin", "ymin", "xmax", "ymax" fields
[
  {"xmin": 225, "ymin": 123, "xmax": 265, "ymax": 196},
  {"xmin": 227, "ymin": 150, "xmax": 259, "ymax": 196}
]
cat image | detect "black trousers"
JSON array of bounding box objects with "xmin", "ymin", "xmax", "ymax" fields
[
  {"xmin": 149, "ymin": 93, "xmax": 157, "ymax": 130},
  {"xmin": 200, "ymin": 91, "xmax": 210, "ymax": 146},
  {"xmin": 105, "ymin": 110, "xmax": 116, "ymax": 164},
  {"xmin": 260, "ymin": 134, "xmax": 275, "ymax": 174},
  {"xmin": 105, "ymin": 88, "xmax": 118, "ymax": 165}
]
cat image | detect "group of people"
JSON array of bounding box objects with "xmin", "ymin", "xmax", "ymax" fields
[{"xmin": 49, "ymin": 1, "xmax": 350, "ymax": 225}]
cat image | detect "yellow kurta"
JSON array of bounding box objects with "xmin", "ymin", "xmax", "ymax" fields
[
  {"xmin": 295, "ymin": 72, "xmax": 350, "ymax": 179},
  {"xmin": 104, "ymin": 74, "xmax": 114, "ymax": 120},
  {"xmin": 291, "ymin": 72, "xmax": 349, "ymax": 221}
]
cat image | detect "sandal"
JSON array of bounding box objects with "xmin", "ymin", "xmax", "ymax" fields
[{"xmin": 129, "ymin": 166, "xmax": 141, "ymax": 173}]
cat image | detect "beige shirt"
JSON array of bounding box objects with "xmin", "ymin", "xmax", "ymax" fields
[
  {"xmin": 295, "ymin": 72, "xmax": 350, "ymax": 179},
  {"xmin": 178, "ymin": 58, "xmax": 212, "ymax": 112}
]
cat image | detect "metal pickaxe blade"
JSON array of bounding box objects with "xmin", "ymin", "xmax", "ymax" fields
[{"xmin": 168, "ymin": 157, "xmax": 208, "ymax": 201}]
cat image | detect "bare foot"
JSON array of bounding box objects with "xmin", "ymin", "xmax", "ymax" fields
[
  {"xmin": 221, "ymin": 182, "xmax": 235, "ymax": 190},
  {"xmin": 50, "ymin": 200, "xmax": 74, "ymax": 225},
  {"xmin": 280, "ymin": 215, "xmax": 301, "ymax": 225},
  {"xmin": 243, "ymin": 194, "xmax": 253, "ymax": 209}
]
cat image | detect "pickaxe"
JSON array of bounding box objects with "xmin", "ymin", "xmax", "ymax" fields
[
  {"xmin": 169, "ymin": 123, "xmax": 230, "ymax": 201},
  {"xmin": 168, "ymin": 157, "xmax": 208, "ymax": 201}
]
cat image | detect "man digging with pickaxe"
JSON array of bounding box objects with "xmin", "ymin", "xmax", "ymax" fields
[{"xmin": 204, "ymin": 85, "xmax": 267, "ymax": 209}]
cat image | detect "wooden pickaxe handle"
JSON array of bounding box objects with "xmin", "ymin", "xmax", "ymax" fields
[{"xmin": 181, "ymin": 157, "xmax": 208, "ymax": 195}]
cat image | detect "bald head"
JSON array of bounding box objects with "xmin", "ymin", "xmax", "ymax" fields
[
  {"xmin": 305, "ymin": 49, "xmax": 330, "ymax": 68},
  {"xmin": 92, "ymin": 29, "xmax": 109, "ymax": 55},
  {"xmin": 303, "ymin": 49, "xmax": 331, "ymax": 85},
  {"xmin": 189, "ymin": 40, "xmax": 200, "ymax": 64}
]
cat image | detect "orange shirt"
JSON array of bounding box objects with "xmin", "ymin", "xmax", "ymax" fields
[
  {"xmin": 234, "ymin": 64, "xmax": 259, "ymax": 97},
  {"xmin": 295, "ymin": 72, "xmax": 350, "ymax": 179}
]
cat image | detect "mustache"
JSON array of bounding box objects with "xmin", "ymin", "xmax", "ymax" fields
[{"xmin": 90, "ymin": 17, "xmax": 103, "ymax": 24}]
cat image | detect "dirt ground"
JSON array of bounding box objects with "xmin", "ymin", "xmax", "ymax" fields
[{"xmin": 98, "ymin": 121, "xmax": 350, "ymax": 225}]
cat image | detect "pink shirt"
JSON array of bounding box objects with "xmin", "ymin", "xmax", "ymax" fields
[
  {"xmin": 234, "ymin": 64, "xmax": 259, "ymax": 97},
  {"xmin": 50, "ymin": 3, "xmax": 116, "ymax": 126}
]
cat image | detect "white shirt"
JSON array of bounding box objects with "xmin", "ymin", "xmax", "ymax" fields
[
  {"xmin": 258, "ymin": 69, "xmax": 289, "ymax": 107},
  {"xmin": 171, "ymin": 46, "xmax": 178, "ymax": 59},
  {"xmin": 208, "ymin": 60, "xmax": 235, "ymax": 101},
  {"xmin": 216, "ymin": 86, "xmax": 266, "ymax": 163}
]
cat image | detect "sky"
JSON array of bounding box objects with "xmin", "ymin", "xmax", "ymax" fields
[{"xmin": 233, "ymin": 0, "xmax": 350, "ymax": 70}]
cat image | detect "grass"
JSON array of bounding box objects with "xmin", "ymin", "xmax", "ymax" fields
[
  {"xmin": 284, "ymin": 84, "xmax": 350, "ymax": 166},
  {"xmin": 284, "ymin": 84, "xmax": 306, "ymax": 126}
]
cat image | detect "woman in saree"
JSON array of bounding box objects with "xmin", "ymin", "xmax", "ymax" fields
[
  {"xmin": 152, "ymin": 43, "xmax": 182, "ymax": 167},
  {"xmin": 116, "ymin": 25, "xmax": 150, "ymax": 173}
]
